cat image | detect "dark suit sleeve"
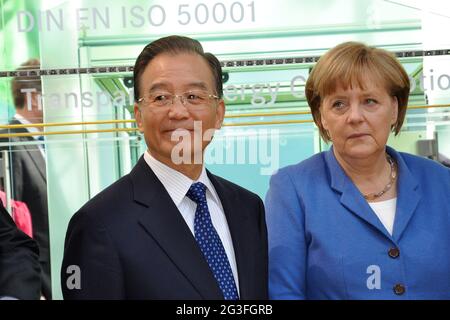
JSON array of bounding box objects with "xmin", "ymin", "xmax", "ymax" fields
[
  {"xmin": 0, "ymin": 203, "xmax": 41, "ymax": 300},
  {"xmin": 1, "ymin": 135, "xmax": 52, "ymax": 299},
  {"xmin": 9, "ymin": 149, "xmax": 24, "ymax": 200},
  {"xmin": 13, "ymin": 150, "xmax": 52, "ymax": 299},
  {"xmin": 61, "ymin": 210, "xmax": 124, "ymax": 300},
  {"xmin": 256, "ymin": 197, "xmax": 269, "ymax": 300}
]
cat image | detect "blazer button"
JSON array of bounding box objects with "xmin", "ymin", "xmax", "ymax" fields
[
  {"xmin": 388, "ymin": 247, "xmax": 400, "ymax": 259},
  {"xmin": 393, "ymin": 284, "xmax": 406, "ymax": 295}
]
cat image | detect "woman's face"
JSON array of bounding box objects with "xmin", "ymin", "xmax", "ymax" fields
[{"xmin": 320, "ymin": 78, "xmax": 398, "ymax": 160}]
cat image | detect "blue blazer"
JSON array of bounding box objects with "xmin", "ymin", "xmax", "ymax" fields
[{"xmin": 266, "ymin": 146, "xmax": 450, "ymax": 299}]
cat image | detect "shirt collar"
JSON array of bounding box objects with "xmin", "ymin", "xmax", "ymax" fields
[
  {"xmin": 13, "ymin": 114, "xmax": 42, "ymax": 139},
  {"xmin": 143, "ymin": 150, "xmax": 221, "ymax": 207}
]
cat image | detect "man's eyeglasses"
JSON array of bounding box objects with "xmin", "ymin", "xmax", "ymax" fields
[{"xmin": 138, "ymin": 90, "xmax": 219, "ymax": 109}]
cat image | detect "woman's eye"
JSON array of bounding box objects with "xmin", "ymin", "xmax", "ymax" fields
[
  {"xmin": 332, "ymin": 101, "xmax": 345, "ymax": 109},
  {"xmin": 366, "ymin": 98, "xmax": 377, "ymax": 105}
]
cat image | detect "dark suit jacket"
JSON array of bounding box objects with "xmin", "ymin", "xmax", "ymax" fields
[
  {"xmin": 61, "ymin": 157, "xmax": 268, "ymax": 300},
  {"xmin": 0, "ymin": 119, "xmax": 51, "ymax": 299},
  {"xmin": 0, "ymin": 202, "xmax": 41, "ymax": 299}
]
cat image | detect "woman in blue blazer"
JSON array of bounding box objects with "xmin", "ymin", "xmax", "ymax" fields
[{"xmin": 266, "ymin": 42, "xmax": 450, "ymax": 299}]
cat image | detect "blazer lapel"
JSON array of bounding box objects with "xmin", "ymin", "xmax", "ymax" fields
[
  {"xmin": 23, "ymin": 141, "xmax": 46, "ymax": 182},
  {"xmin": 387, "ymin": 147, "xmax": 421, "ymax": 242},
  {"xmin": 8, "ymin": 121, "xmax": 46, "ymax": 182},
  {"xmin": 130, "ymin": 157, "xmax": 223, "ymax": 299},
  {"xmin": 325, "ymin": 148, "xmax": 393, "ymax": 239},
  {"xmin": 207, "ymin": 171, "xmax": 252, "ymax": 299}
]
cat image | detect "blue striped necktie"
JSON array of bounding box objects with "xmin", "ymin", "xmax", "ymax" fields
[{"xmin": 186, "ymin": 182, "xmax": 239, "ymax": 300}]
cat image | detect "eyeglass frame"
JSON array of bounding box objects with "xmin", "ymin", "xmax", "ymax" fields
[{"xmin": 137, "ymin": 90, "xmax": 220, "ymax": 109}]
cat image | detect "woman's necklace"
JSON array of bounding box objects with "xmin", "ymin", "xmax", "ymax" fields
[{"xmin": 363, "ymin": 154, "xmax": 396, "ymax": 201}]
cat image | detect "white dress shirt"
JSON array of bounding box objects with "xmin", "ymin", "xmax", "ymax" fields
[
  {"xmin": 368, "ymin": 197, "xmax": 397, "ymax": 235},
  {"xmin": 143, "ymin": 151, "xmax": 240, "ymax": 293},
  {"xmin": 13, "ymin": 114, "xmax": 45, "ymax": 158}
]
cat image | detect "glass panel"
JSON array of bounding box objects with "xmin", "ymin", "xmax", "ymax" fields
[{"xmin": 1, "ymin": 0, "xmax": 449, "ymax": 299}]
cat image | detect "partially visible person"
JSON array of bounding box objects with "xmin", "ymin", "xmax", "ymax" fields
[
  {"xmin": 0, "ymin": 59, "xmax": 50, "ymax": 299},
  {"xmin": 266, "ymin": 42, "xmax": 450, "ymax": 299},
  {"xmin": 0, "ymin": 201, "xmax": 41, "ymax": 299},
  {"xmin": 0, "ymin": 191, "xmax": 33, "ymax": 238},
  {"xmin": 438, "ymin": 153, "xmax": 450, "ymax": 168}
]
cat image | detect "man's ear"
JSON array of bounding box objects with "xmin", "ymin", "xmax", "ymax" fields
[
  {"xmin": 134, "ymin": 104, "xmax": 145, "ymax": 133},
  {"xmin": 214, "ymin": 99, "xmax": 225, "ymax": 129},
  {"xmin": 31, "ymin": 92, "xmax": 41, "ymax": 110},
  {"xmin": 22, "ymin": 92, "xmax": 36, "ymax": 111}
]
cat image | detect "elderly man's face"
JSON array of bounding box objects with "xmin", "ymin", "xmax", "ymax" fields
[
  {"xmin": 134, "ymin": 52, "xmax": 224, "ymax": 166},
  {"xmin": 320, "ymin": 76, "xmax": 398, "ymax": 161}
]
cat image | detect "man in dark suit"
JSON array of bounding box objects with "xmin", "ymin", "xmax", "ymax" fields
[
  {"xmin": 0, "ymin": 59, "xmax": 51, "ymax": 299},
  {"xmin": 61, "ymin": 35, "xmax": 268, "ymax": 300},
  {"xmin": 0, "ymin": 201, "xmax": 41, "ymax": 299}
]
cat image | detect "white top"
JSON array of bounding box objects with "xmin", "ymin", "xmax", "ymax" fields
[
  {"xmin": 368, "ymin": 198, "xmax": 397, "ymax": 236},
  {"xmin": 143, "ymin": 151, "xmax": 240, "ymax": 293},
  {"xmin": 13, "ymin": 114, "xmax": 45, "ymax": 158}
]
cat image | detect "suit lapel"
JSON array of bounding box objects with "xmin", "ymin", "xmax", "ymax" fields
[
  {"xmin": 23, "ymin": 142, "xmax": 46, "ymax": 182},
  {"xmin": 130, "ymin": 157, "xmax": 223, "ymax": 299},
  {"xmin": 339, "ymin": 181, "xmax": 392, "ymax": 239},
  {"xmin": 387, "ymin": 147, "xmax": 421, "ymax": 242},
  {"xmin": 8, "ymin": 120, "xmax": 46, "ymax": 182},
  {"xmin": 325, "ymin": 148, "xmax": 393, "ymax": 239},
  {"xmin": 207, "ymin": 171, "xmax": 252, "ymax": 299}
]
